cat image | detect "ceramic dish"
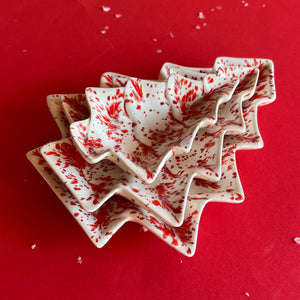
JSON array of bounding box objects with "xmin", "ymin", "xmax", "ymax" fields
[
  {"xmin": 100, "ymin": 73, "xmax": 131, "ymax": 88},
  {"xmin": 216, "ymin": 58, "xmax": 276, "ymax": 150},
  {"xmin": 46, "ymin": 95, "xmax": 71, "ymax": 139},
  {"xmin": 42, "ymin": 97, "xmax": 229, "ymax": 226},
  {"xmin": 29, "ymin": 93, "xmax": 244, "ymax": 256},
  {"xmin": 61, "ymin": 94, "xmax": 88, "ymax": 124},
  {"xmin": 42, "ymin": 66, "xmax": 259, "ymax": 228},
  {"xmin": 161, "ymin": 57, "xmax": 275, "ymax": 103},
  {"xmin": 27, "ymin": 141, "xmax": 243, "ymax": 257},
  {"xmin": 158, "ymin": 58, "xmax": 275, "ymax": 151},
  {"xmin": 171, "ymin": 58, "xmax": 276, "ymax": 201},
  {"xmin": 44, "ymin": 61, "xmax": 257, "ymax": 226},
  {"xmin": 27, "ymin": 57, "xmax": 276, "ymax": 256},
  {"xmin": 158, "ymin": 63, "xmax": 213, "ymax": 81},
  {"xmin": 164, "ymin": 57, "xmax": 276, "ymax": 150},
  {"xmin": 70, "ymin": 74, "xmax": 238, "ymax": 183}
]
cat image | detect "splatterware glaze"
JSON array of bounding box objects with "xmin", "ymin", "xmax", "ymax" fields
[
  {"xmin": 42, "ymin": 66, "xmax": 258, "ymax": 227},
  {"xmin": 27, "ymin": 57, "xmax": 276, "ymax": 256},
  {"xmin": 70, "ymin": 74, "xmax": 238, "ymax": 183}
]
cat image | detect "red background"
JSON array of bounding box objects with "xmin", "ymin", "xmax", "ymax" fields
[{"xmin": 1, "ymin": 0, "xmax": 299, "ymax": 299}]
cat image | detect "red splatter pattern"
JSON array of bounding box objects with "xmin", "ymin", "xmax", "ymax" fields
[{"xmin": 27, "ymin": 57, "xmax": 276, "ymax": 257}]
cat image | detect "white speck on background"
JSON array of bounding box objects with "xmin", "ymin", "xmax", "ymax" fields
[
  {"xmin": 157, "ymin": 49, "xmax": 162, "ymax": 54},
  {"xmin": 115, "ymin": 13, "xmax": 121, "ymax": 18},
  {"xmin": 100, "ymin": 30, "xmax": 106, "ymax": 34},
  {"xmin": 293, "ymin": 237, "xmax": 300, "ymax": 244},
  {"xmin": 102, "ymin": 5, "xmax": 111, "ymax": 12},
  {"xmin": 153, "ymin": 38, "xmax": 157, "ymax": 42},
  {"xmin": 195, "ymin": 25, "xmax": 201, "ymax": 30},
  {"xmin": 244, "ymin": 292, "xmax": 250, "ymax": 297},
  {"xmin": 76, "ymin": 256, "xmax": 82, "ymax": 264},
  {"xmin": 30, "ymin": 244, "xmax": 36, "ymax": 250},
  {"xmin": 104, "ymin": 25, "xmax": 109, "ymax": 30},
  {"xmin": 197, "ymin": 12, "xmax": 205, "ymax": 19},
  {"xmin": 216, "ymin": 5, "xmax": 223, "ymax": 10},
  {"xmin": 139, "ymin": 226, "xmax": 149, "ymax": 232},
  {"xmin": 169, "ymin": 32, "xmax": 174, "ymax": 38}
]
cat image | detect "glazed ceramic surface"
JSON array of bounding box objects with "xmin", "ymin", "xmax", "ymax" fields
[
  {"xmin": 27, "ymin": 57, "xmax": 276, "ymax": 256},
  {"xmin": 215, "ymin": 58, "xmax": 276, "ymax": 150},
  {"xmin": 42, "ymin": 66, "xmax": 258, "ymax": 228},
  {"xmin": 70, "ymin": 74, "xmax": 238, "ymax": 183},
  {"xmin": 158, "ymin": 63, "xmax": 213, "ymax": 81},
  {"xmin": 27, "ymin": 143, "xmax": 243, "ymax": 257},
  {"xmin": 61, "ymin": 94, "xmax": 89, "ymax": 124},
  {"xmin": 46, "ymin": 95, "xmax": 71, "ymax": 139}
]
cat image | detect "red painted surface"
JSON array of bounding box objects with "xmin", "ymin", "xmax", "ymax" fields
[{"xmin": 0, "ymin": 0, "xmax": 299, "ymax": 299}]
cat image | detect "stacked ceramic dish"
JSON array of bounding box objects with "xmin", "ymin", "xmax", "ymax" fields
[{"xmin": 27, "ymin": 57, "xmax": 276, "ymax": 256}]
